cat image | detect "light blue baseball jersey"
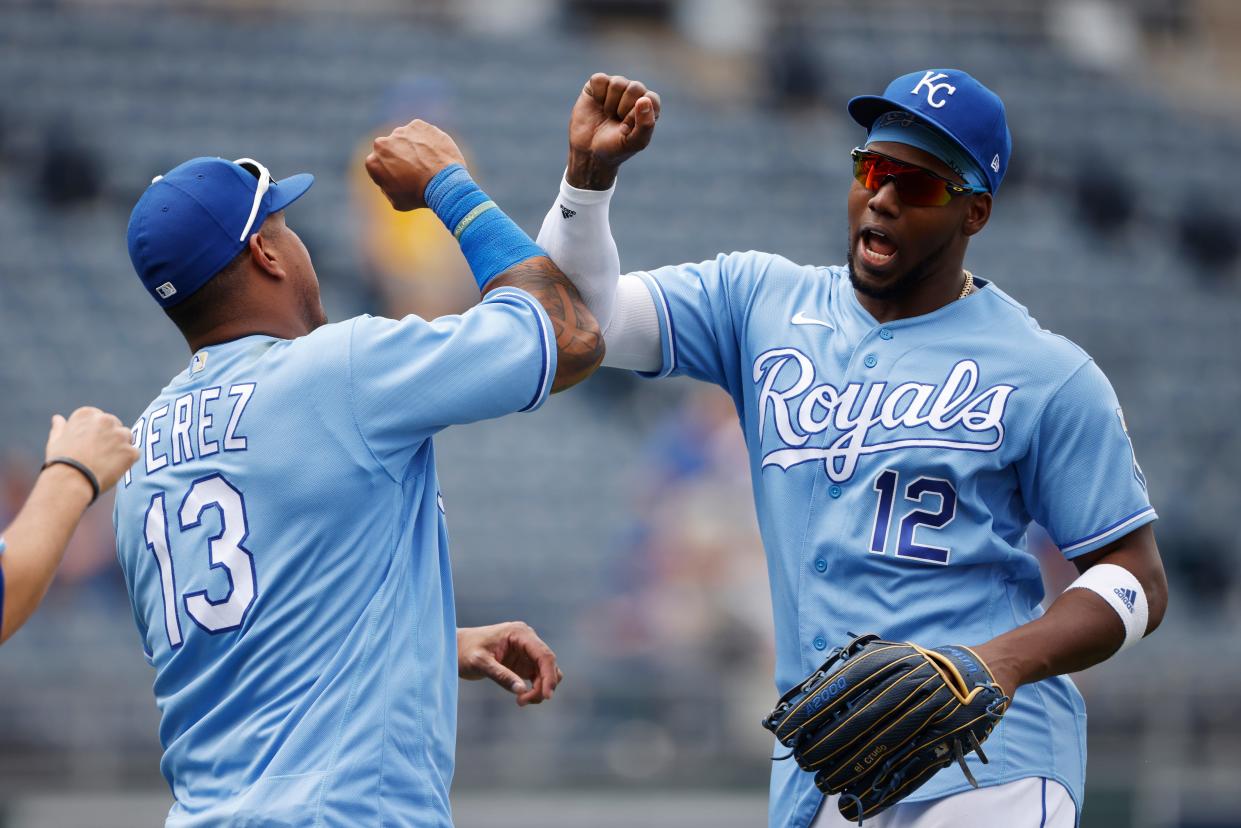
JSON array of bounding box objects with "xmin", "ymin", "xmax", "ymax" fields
[
  {"xmin": 632, "ymin": 252, "xmax": 1155, "ymax": 828},
  {"xmin": 113, "ymin": 287, "xmax": 554, "ymax": 828}
]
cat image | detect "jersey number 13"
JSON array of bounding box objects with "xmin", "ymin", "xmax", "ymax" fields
[{"xmin": 143, "ymin": 473, "xmax": 257, "ymax": 648}]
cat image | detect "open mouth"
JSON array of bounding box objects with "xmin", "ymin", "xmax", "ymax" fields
[{"xmin": 859, "ymin": 228, "xmax": 898, "ymax": 268}]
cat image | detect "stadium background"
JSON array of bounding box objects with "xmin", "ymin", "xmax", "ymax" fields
[{"xmin": 1, "ymin": 0, "xmax": 1239, "ymax": 825}]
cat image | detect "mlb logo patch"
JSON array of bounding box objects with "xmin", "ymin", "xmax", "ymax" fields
[
  {"xmin": 156, "ymin": 282, "xmax": 177, "ymax": 300},
  {"xmin": 190, "ymin": 351, "xmax": 208, "ymax": 374}
]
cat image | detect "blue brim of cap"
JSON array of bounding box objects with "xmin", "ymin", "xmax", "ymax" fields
[
  {"xmin": 268, "ymin": 172, "xmax": 314, "ymax": 213},
  {"xmin": 847, "ymin": 95, "xmax": 909, "ymax": 131},
  {"xmin": 848, "ymin": 95, "xmax": 984, "ymax": 177}
]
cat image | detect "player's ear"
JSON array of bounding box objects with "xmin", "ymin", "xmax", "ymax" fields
[
  {"xmin": 248, "ymin": 223, "xmax": 287, "ymax": 281},
  {"xmin": 962, "ymin": 193, "xmax": 992, "ymax": 237}
]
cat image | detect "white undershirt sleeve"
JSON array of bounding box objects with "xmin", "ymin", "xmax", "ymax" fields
[
  {"xmin": 604, "ymin": 273, "xmax": 662, "ymax": 372},
  {"xmin": 536, "ymin": 174, "xmax": 621, "ymax": 330},
  {"xmin": 536, "ymin": 174, "xmax": 663, "ymax": 374}
]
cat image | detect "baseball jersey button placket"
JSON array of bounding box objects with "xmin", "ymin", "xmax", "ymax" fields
[
  {"xmin": 864, "ymin": 354, "xmax": 878, "ymax": 368},
  {"xmin": 813, "ymin": 636, "xmax": 827, "ymax": 651},
  {"xmin": 879, "ymin": 328, "xmax": 894, "ymax": 340},
  {"xmin": 815, "ymin": 558, "xmax": 827, "ymax": 573},
  {"xmin": 828, "ymin": 485, "xmax": 842, "ymax": 498}
]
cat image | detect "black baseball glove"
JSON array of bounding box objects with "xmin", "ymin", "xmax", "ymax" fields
[{"xmin": 761, "ymin": 633, "xmax": 1009, "ymax": 825}]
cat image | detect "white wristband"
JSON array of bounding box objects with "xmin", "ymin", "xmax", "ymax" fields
[{"xmin": 1064, "ymin": 563, "xmax": 1149, "ymax": 652}]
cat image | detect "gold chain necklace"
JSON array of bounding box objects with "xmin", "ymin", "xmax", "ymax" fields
[{"xmin": 959, "ymin": 270, "xmax": 974, "ymax": 300}]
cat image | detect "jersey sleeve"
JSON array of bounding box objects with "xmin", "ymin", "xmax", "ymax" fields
[
  {"xmin": 631, "ymin": 250, "xmax": 774, "ymax": 395},
  {"xmin": 1016, "ymin": 359, "xmax": 1156, "ymax": 558},
  {"xmin": 348, "ymin": 286, "xmax": 556, "ymax": 480}
]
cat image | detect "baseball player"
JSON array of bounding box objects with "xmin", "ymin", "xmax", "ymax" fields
[
  {"xmin": 114, "ymin": 119, "xmax": 600, "ymax": 827},
  {"xmin": 536, "ymin": 71, "xmax": 1168, "ymax": 826},
  {"xmin": 0, "ymin": 407, "xmax": 138, "ymax": 644}
]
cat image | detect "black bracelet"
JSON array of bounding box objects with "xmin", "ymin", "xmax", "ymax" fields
[{"xmin": 42, "ymin": 456, "xmax": 101, "ymax": 505}]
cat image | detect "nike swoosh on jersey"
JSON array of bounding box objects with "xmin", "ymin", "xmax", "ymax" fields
[{"xmin": 791, "ymin": 311, "xmax": 834, "ymax": 330}]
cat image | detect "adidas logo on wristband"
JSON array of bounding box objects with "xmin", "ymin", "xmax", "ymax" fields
[{"xmin": 1114, "ymin": 587, "xmax": 1137, "ymax": 613}]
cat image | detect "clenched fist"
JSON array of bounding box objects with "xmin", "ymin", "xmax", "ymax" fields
[
  {"xmin": 567, "ymin": 73, "xmax": 661, "ymax": 190},
  {"xmin": 365, "ymin": 119, "xmax": 467, "ymax": 212},
  {"xmin": 45, "ymin": 407, "xmax": 139, "ymax": 494}
]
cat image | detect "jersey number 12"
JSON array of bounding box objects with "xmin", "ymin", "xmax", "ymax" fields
[
  {"xmin": 144, "ymin": 473, "xmax": 257, "ymax": 648},
  {"xmin": 868, "ymin": 469, "xmax": 957, "ymax": 565}
]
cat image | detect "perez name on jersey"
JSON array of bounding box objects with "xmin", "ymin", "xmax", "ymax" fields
[{"xmin": 125, "ymin": 382, "xmax": 256, "ymax": 484}]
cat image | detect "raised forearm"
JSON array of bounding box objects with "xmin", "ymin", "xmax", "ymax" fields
[
  {"xmin": 535, "ymin": 72, "xmax": 663, "ymax": 373},
  {"xmin": 536, "ymin": 176, "xmax": 662, "ymax": 374},
  {"xmin": 566, "ymin": 148, "xmax": 620, "ymax": 191},
  {"xmin": 416, "ymin": 161, "xmax": 603, "ymax": 392},
  {"xmin": 536, "ymin": 172, "xmax": 621, "ymax": 332},
  {"xmin": 1, "ymin": 466, "xmax": 94, "ymax": 642},
  {"xmin": 365, "ymin": 119, "xmax": 608, "ymax": 390},
  {"xmin": 484, "ymin": 257, "xmax": 604, "ymax": 392}
]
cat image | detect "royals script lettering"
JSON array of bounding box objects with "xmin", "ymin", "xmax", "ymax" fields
[{"xmin": 753, "ymin": 351, "xmax": 1015, "ymax": 483}]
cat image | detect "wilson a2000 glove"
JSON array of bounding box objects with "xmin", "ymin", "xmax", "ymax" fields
[{"xmin": 761, "ymin": 633, "xmax": 1009, "ymax": 824}]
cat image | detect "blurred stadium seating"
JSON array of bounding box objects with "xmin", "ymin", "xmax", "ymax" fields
[{"xmin": 0, "ymin": 1, "xmax": 1238, "ymax": 826}]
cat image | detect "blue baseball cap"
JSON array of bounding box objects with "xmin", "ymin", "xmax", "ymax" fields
[
  {"xmin": 127, "ymin": 157, "xmax": 314, "ymax": 307},
  {"xmin": 848, "ymin": 69, "xmax": 1011, "ymax": 194}
]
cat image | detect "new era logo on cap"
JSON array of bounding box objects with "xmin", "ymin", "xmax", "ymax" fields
[
  {"xmin": 1114, "ymin": 587, "xmax": 1137, "ymax": 613},
  {"xmin": 156, "ymin": 282, "xmax": 177, "ymax": 300},
  {"xmin": 847, "ymin": 68, "xmax": 1012, "ymax": 194}
]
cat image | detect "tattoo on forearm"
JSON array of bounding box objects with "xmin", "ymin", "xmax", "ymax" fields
[{"xmin": 492, "ymin": 257, "xmax": 604, "ymax": 392}]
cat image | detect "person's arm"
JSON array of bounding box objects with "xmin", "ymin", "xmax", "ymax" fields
[
  {"xmin": 1, "ymin": 408, "xmax": 139, "ymax": 643},
  {"xmin": 535, "ymin": 73, "xmax": 664, "ymax": 373},
  {"xmin": 973, "ymin": 523, "xmax": 1167, "ymax": 697},
  {"xmin": 538, "ymin": 75, "xmax": 779, "ymax": 392},
  {"xmin": 971, "ymin": 360, "xmax": 1166, "ymax": 697},
  {"xmin": 364, "ymin": 119, "xmax": 603, "ymax": 392},
  {"xmin": 458, "ymin": 621, "xmax": 563, "ymax": 707}
]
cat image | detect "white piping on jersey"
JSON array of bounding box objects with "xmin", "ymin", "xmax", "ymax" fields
[{"xmin": 1059, "ymin": 507, "xmax": 1156, "ymax": 554}]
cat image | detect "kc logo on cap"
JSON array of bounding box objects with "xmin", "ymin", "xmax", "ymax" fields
[{"xmin": 911, "ymin": 71, "xmax": 957, "ymax": 109}]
